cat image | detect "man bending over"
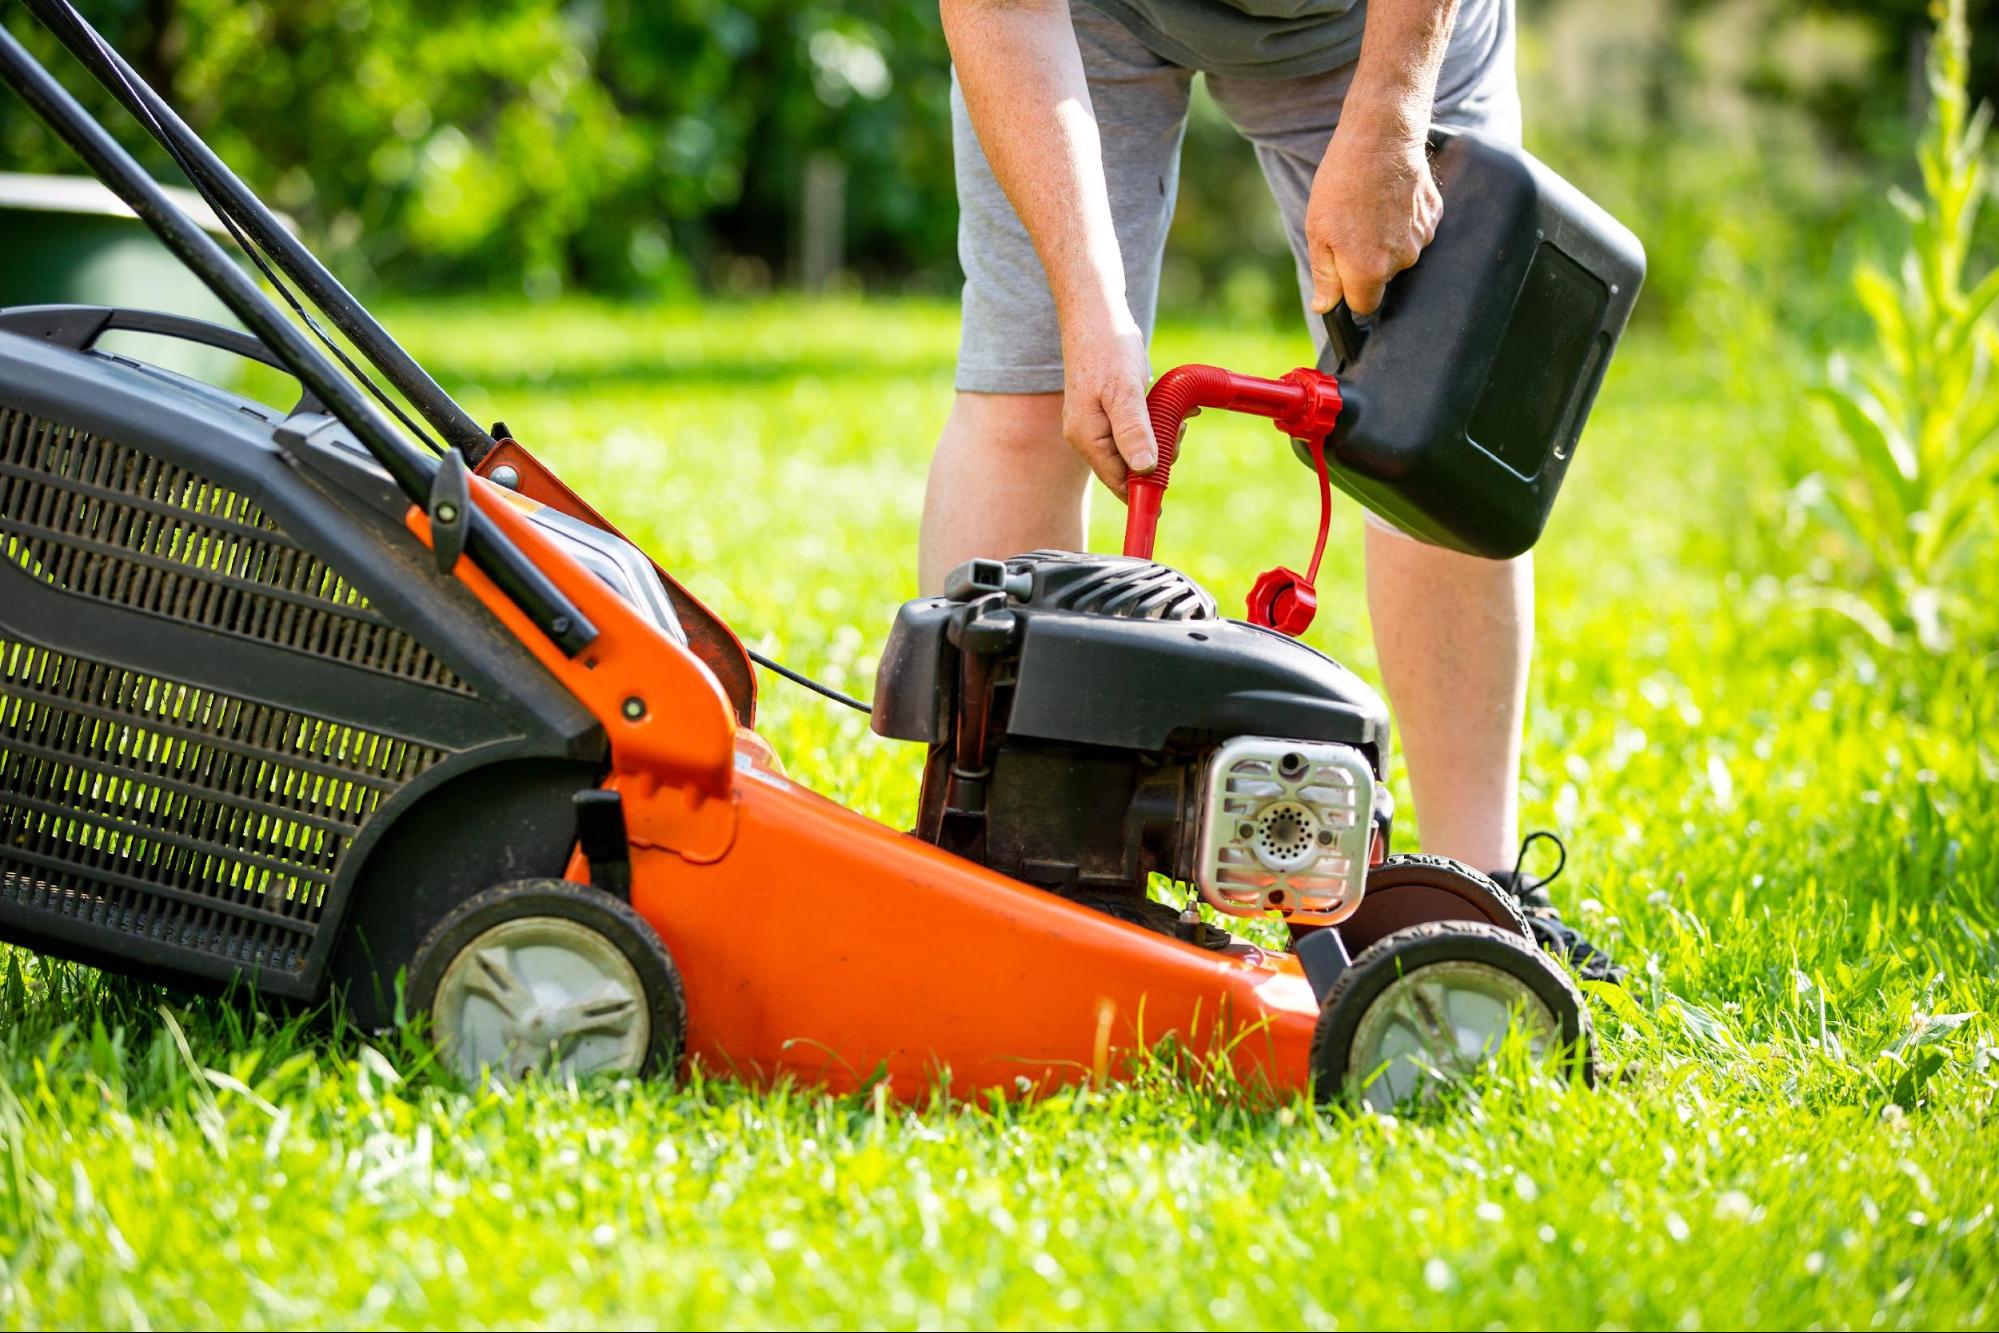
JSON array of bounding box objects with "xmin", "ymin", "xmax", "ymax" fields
[{"xmin": 920, "ymin": 0, "xmax": 1617, "ymax": 978}]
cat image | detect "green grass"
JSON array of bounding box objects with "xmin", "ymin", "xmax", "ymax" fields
[{"xmin": 5, "ymin": 296, "xmax": 1997, "ymax": 1329}]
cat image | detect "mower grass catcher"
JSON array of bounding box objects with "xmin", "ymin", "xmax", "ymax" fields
[{"xmin": 0, "ymin": 3, "xmax": 1637, "ymax": 1109}]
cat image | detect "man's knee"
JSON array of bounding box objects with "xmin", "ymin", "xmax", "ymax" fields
[{"xmin": 939, "ymin": 391, "xmax": 1078, "ymax": 470}]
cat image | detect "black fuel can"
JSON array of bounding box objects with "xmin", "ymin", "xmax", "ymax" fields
[{"xmin": 1309, "ymin": 129, "xmax": 1645, "ymax": 559}]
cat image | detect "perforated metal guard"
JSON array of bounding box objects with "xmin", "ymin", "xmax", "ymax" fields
[
  {"xmin": 1196, "ymin": 736, "xmax": 1374, "ymax": 921},
  {"xmin": 0, "ymin": 407, "xmax": 453, "ymax": 978},
  {"xmin": 0, "ymin": 407, "xmax": 470, "ymax": 693}
]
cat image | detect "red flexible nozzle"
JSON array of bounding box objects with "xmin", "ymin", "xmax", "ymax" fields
[{"xmin": 1123, "ymin": 364, "xmax": 1343, "ymax": 560}]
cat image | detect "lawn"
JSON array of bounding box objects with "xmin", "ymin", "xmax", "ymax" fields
[{"xmin": 2, "ymin": 295, "xmax": 1995, "ymax": 1329}]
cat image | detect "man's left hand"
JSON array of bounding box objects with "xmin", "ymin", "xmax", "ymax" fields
[{"xmin": 1304, "ymin": 122, "xmax": 1442, "ymax": 318}]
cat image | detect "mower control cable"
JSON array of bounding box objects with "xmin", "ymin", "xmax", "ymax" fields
[
  {"xmin": 745, "ymin": 649, "xmax": 872, "ymax": 715},
  {"xmin": 28, "ymin": 1, "xmax": 875, "ymax": 712},
  {"xmin": 26, "ymin": 0, "xmax": 493, "ymax": 457},
  {"xmin": 747, "ymin": 360, "xmax": 1344, "ymax": 711},
  {"xmin": 745, "ymin": 356, "xmax": 1348, "ymax": 713}
]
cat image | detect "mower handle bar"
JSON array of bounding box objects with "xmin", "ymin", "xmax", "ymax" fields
[
  {"xmin": 0, "ymin": 19, "xmax": 597, "ymax": 656},
  {"xmin": 20, "ymin": 0, "xmax": 494, "ymax": 460}
]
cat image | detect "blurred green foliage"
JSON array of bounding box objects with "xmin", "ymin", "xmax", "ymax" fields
[
  {"xmin": 1797, "ymin": 0, "xmax": 1999, "ymax": 652},
  {"xmin": 1, "ymin": 0, "xmax": 1990, "ymax": 325},
  {"xmin": 1, "ymin": 1, "xmax": 958, "ymax": 295}
]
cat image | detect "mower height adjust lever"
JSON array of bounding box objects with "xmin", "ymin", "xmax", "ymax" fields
[
  {"xmin": 1124, "ymin": 364, "xmax": 1344, "ymax": 636},
  {"xmin": 426, "ymin": 448, "xmax": 472, "ymax": 575}
]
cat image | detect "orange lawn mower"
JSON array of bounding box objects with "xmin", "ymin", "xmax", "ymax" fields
[{"xmin": 0, "ymin": 3, "xmax": 1642, "ymax": 1108}]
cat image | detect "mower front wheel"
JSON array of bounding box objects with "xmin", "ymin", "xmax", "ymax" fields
[
  {"xmin": 1312, "ymin": 920, "xmax": 1594, "ymax": 1110},
  {"xmin": 406, "ymin": 880, "xmax": 686, "ymax": 1084}
]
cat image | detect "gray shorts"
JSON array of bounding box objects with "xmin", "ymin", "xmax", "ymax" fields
[{"xmin": 952, "ymin": 0, "xmax": 1521, "ymax": 395}]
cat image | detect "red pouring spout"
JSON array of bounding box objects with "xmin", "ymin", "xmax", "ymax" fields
[{"xmin": 1122, "ymin": 363, "xmax": 1343, "ymax": 636}]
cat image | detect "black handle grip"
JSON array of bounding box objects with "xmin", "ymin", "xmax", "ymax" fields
[
  {"xmin": 0, "ymin": 303, "xmax": 324, "ymax": 413},
  {"xmin": 1317, "ymin": 132, "xmax": 1456, "ymax": 370},
  {"xmin": 1323, "ymin": 301, "xmax": 1370, "ymax": 367}
]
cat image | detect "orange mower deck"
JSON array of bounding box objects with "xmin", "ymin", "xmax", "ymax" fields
[{"xmin": 412, "ymin": 478, "xmax": 1319, "ymax": 1099}]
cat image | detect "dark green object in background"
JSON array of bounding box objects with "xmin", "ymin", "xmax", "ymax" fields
[{"xmin": 0, "ymin": 170, "xmax": 243, "ymax": 379}]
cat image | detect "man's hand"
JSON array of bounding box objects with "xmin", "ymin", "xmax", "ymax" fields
[
  {"xmin": 1303, "ymin": 0, "xmax": 1459, "ymax": 317},
  {"xmin": 1060, "ymin": 313, "xmax": 1157, "ymax": 501},
  {"xmin": 1305, "ymin": 122, "xmax": 1442, "ymax": 318}
]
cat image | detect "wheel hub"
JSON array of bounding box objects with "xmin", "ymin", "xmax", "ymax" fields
[
  {"xmin": 1347, "ymin": 959, "xmax": 1560, "ymax": 1111},
  {"xmin": 431, "ymin": 915, "xmax": 650, "ymax": 1082}
]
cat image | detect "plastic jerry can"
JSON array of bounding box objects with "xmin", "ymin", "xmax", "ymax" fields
[{"xmin": 1306, "ymin": 128, "xmax": 1645, "ymax": 559}]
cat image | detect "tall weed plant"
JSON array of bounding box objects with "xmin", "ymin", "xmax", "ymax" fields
[{"xmin": 1800, "ymin": 0, "xmax": 1999, "ymax": 651}]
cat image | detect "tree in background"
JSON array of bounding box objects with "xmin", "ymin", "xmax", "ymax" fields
[{"xmin": 1, "ymin": 1, "xmax": 955, "ymax": 294}]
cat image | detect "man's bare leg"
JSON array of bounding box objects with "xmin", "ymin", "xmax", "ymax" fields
[
  {"xmin": 1365, "ymin": 521, "xmax": 1533, "ymax": 871},
  {"xmin": 919, "ymin": 391, "xmax": 1088, "ymax": 595}
]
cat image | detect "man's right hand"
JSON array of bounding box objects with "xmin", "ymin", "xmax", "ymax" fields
[{"xmin": 1060, "ymin": 314, "xmax": 1158, "ymax": 503}]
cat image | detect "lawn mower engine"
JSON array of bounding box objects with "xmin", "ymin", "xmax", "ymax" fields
[{"xmin": 872, "ymin": 551, "xmax": 1392, "ymax": 940}]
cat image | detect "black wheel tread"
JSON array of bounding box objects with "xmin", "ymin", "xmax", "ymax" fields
[
  {"xmin": 1312, "ymin": 919, "xmax": 1596, "ymax": 1104},
  {"xmin": 1369, "ymin": 854, "xmax": 1532, "ymax": 935},
  {"xmin": 1323, "ymin": 854, "xmax": 1534, "ymax": 960}
]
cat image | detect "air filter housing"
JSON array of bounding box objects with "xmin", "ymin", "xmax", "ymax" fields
[{"xmin": 1195, "ymin": 736, "xmax": 1374, "ymax": 921}]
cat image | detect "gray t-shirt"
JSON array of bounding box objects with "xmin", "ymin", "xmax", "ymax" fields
[{"xmin": 1079, "ymin": 0, "xmax": 1372, "ymax": 80}]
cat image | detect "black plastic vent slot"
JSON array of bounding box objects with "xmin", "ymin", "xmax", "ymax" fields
[
  {"xmin": 0, "ymin": 406, "xmax": 471, "ymax": 694},
  {"xmin": 1012, "ymin": 551, "xmax": 1218, "ymax": 621},
  {"xmin": 0, "ymin": 635, "xmax": 445, "ymax": 976}
]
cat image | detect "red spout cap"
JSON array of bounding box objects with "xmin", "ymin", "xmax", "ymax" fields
[{"xmin": 1247, "ymin": 566, "xmax": 1318, "ymax": 636}]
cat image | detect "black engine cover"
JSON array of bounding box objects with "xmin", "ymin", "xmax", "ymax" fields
[
  {"xmin": 873, "ymin": 552, "xmax": 1387, "ymax": 756},
  {"xmin": 873, "ymin": 553, "xmax": 1390, "ymax": 900}
]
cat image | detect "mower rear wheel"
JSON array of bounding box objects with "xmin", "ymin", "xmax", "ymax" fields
[
  {"xmin": 407, "ymin": 880, "xmax": 686, "ymax": 1084},
  {"xmin": 1333, "ymin": 854, "xmax": 1532, "ymax": 956},
  {"xmin": 1312, "ymin": 921, "xmax": 1594, "ymax": 1110}
]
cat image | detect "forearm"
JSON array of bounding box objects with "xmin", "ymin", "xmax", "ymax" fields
[
  {"xmin": 941, "ymin": 0, "xmax": 1129, "ymax": 332},
  {"xmin": 1342, "ymin": 0, "xmax": 1460, "ymax": 142}
]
